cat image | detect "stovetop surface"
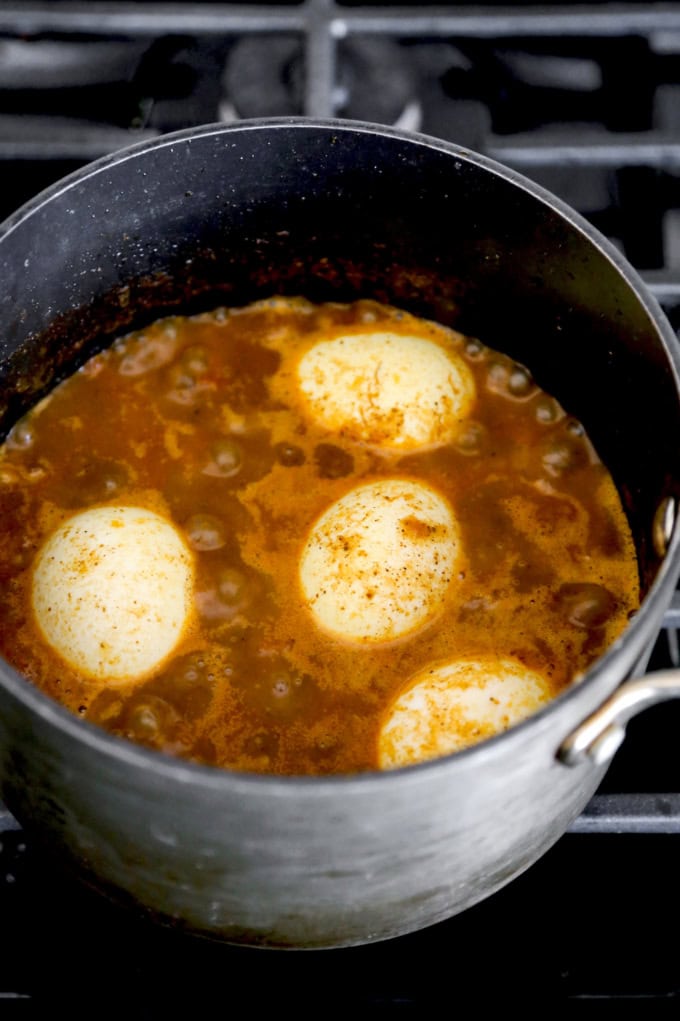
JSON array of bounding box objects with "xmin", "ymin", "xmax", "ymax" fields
[{"xmin": 2, "ymin": 0, "xmax": 680, "ymax": 1009}]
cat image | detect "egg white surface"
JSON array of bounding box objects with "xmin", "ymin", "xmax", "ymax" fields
[
  {"xmin": 299, "ymin": 478, "xmax": 460, "ymax": 643},
  {"xmin": 379, "ymin": 656, "xmax": 552, "ymax": 769},
  {"xmin": 31, "ymin": 505, "xmax": 194, "ymax": 684},
  {"xmin": 296, "ymin": 331, "xmax": 475, "ymax": 450}
]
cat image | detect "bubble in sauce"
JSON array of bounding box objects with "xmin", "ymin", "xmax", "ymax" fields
[{"xmin": 184, "ymin": 513, "xmax": 227, "ymax": 552}]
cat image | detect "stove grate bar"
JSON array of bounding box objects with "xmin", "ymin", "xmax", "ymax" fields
[
  {"xmin": 489, "ymin": 137, "xmax": 680, "ymax": 170},
  {"xmin": 569, "ymin": 792, "xmax": 680, "ymax": 832},
  {"xmin": 3, "ymin": 2, "xmax": 680, "ymax": 39},
  {"xmin": 0, "ymin": 3, "xmax": 307, "ymax": 37}
]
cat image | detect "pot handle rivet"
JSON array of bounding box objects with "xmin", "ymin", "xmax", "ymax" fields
[{"xmin": 653, "ymin": 496, "xmax": 676, "ymax": 559}]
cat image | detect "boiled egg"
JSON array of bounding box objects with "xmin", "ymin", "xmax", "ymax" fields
[
  {"xmin": 296, "ymin": 331, "xmax": 475, "ymax": 450},
  {"xmin": 31, "ymin": 505, "xmax": 194, "ymax": 684},
  {"xmin": 378, "ymin": 656, "xmax": 552, "ymax": 769},
  {"xmin": 299, "ymin": 478, "xmax": 460, "ymax": 643}
]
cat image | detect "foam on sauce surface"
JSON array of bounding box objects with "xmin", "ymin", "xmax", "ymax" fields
[{"xmin": 0, "ymin": 298, "xmax": 640, "ymax": 774}]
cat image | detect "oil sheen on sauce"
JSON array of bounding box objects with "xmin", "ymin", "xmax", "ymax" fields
[{"xmin": 0, "ymin": 298, "xmax": 640, "ymax": 775}]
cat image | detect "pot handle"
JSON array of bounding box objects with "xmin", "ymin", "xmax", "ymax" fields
[{"xmin": 558, "ymin": 669, "xmax": 680, "ymax": 767}]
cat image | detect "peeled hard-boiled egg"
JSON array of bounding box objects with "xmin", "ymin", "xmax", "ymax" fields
[
  {"xmin": 299, "ymin": 478, "xmax": 460, "ymax": 643},
  {"xmin": 378, "ymin": 656, "xmax": 552, "ymax": 769},
  {"xmin": 296, "ymin": 331, "xmax": 475, "ymax": 450},
  {"xmin": 31, "ymin": 505, "xmax": 194, "ymax": 684}
]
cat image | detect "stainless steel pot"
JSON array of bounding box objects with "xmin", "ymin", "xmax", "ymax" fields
[{"xmin": 0, "ymin": 118, "xmax": 679, "ymax": 949}]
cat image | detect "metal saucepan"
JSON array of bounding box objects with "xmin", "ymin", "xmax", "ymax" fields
[{"xmin": 0, "ymin": 118, "xmax": 679, "ymax": 949}]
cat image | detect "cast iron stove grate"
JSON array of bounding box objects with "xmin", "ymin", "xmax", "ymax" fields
[{"xmin": 1, "ymin": 0, "xmax": 680, "ymax": 1008}]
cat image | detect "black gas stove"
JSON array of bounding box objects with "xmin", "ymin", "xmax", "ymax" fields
[{"xmin": 2, "ymin": 1, "xmax": 680, "ymax": 1010}]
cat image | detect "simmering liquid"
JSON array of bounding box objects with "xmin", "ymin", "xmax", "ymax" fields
[{"xmin": 0, "ymin": 298, "xmax": 640, "ymax": 774}]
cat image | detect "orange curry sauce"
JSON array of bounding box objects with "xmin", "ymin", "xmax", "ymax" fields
[{"xmin": 0, "ymin": 298, "xmax": 640, "ymax": 774}]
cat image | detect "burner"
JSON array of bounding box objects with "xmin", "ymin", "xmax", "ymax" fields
[
  {"xmin": 222, "ymin": 34, "xmax": 419, "ymax": 128},
  {"xmin": 222, "ymin": 35, "xmax": 304, "ymax": 119}
]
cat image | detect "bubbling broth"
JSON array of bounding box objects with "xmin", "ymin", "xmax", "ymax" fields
[{"xmin": 0, "ymin": 298, "xmax": 639, "ymax": 774}]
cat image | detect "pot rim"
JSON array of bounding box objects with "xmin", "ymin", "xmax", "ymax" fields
[{"xmin": 1, "ymin": 115, "xmax": 679, "ymax": 793}]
